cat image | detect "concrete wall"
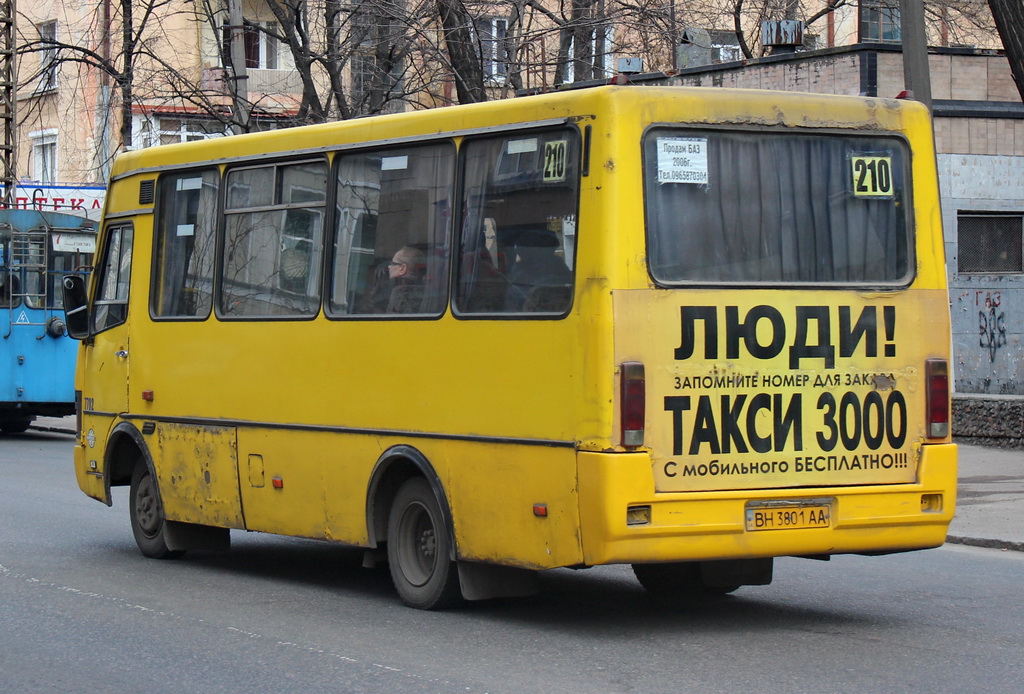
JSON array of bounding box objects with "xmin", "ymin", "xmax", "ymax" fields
[{"xmin": 940, "ymin": 154, "xmax": 1024, "ymax": 394}]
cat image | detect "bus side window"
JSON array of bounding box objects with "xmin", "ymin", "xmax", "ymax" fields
[
  {"xmin": 152, "ymin": 170, "xmax": 219, "ymax": 318},
  {"xmin": 455, "ymin": 131, "xmax": 579, "ymax": 317},
  {"xmin": 220, "ymin": 160, "xmax": 327, "ymax": 318},
  {"xmin": 92, "ymin": 225, "xmax": 134, "ymax": 334},
  {"xmin": 329, "ymin": 143, "xmax": 454, "ymax": 317}
]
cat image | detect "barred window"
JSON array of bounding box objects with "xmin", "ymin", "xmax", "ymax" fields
[{"xmin": 957, "ymin": 214, "xmax": 1024, "ymax": 274}]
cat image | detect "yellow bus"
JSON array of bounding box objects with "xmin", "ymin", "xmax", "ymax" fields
[{"xmin": 63, "ymin": 85, "xmax": 956, "ymax": 609}]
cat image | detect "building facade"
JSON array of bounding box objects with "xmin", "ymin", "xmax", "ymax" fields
[{"xmin": 7, "ymin": 2, "xmax": 1022, "ymax": 399}]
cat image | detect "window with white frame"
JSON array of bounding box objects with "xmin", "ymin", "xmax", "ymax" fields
[
  {"xmin": 475, "ymin": 17, "xmax": 509, "ymax": 80},
  {"xmin": 37, "ymin": 20, "xmax": 58, "ymax": 90},
  {"xmin": 565, "ymin": 24, "xmax": 615, "ymax": 82},
  {"xmin": 222, "ymin": 20, "xmax": 281, "ymax": 69},
  {"xmin": 30, "ymin": 130, "xmax": 58, "ymax": 183},
  {"xmin": 132, "ymin": 115, "xmax": 226, "ymax": 149}
]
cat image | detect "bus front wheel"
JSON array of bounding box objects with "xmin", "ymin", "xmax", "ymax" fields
[
  {"xmin": 129, "ymin": 463, "xmax": 183, "ymax": 560},
  {"xmin": 386, "ymin": 477, "xmax": 462, "ymax": 610}
]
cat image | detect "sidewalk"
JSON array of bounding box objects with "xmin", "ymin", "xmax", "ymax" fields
[
  {"xmin": 947, "ymin": 441, "xmax": 1024, "ymax": 552},
  {"xmin": 27, "ymin": 417, "xmax": 1024, "ymax": 552}
]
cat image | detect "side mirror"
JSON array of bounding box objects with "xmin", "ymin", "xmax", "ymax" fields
[{"xmin": 62, "ymin": 275, "xmax": 91, "ymax": 340}]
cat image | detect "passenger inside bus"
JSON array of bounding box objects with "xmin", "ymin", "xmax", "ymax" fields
[
  {"xmin": 456, "ymin": 227, "xmax": 508, "ymax": 313},
  {"xmin": 504, "ymin": 229, "xmax": 571, "ymax": 312},
  {"xmin": 386, "ymin": 246, "xmax": 427, "ymax": 313}
]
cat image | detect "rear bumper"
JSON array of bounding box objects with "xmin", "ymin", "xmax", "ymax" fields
[{"xmin": 577, "ymin": 443, "xmax": 957, "ymax": 566}]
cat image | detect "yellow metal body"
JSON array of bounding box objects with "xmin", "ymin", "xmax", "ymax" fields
[{"xmin": 73, "ymin": 86, "xmax": 956, "ymax": 571}]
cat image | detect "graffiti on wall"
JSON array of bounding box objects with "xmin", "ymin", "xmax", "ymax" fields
[{"xmin": 977, "ymin": 291, "xmax": 1007, "ymax": 362}]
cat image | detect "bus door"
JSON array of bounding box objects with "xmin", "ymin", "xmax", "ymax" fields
[{"xmin": 78, "ymin": 223, "xmax": 135, "ymax": 503}]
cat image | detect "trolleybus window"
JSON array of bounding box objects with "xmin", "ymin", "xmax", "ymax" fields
[
  {"xmin": 221, "ymin": 160, "xmax": 327, "ymax": 317},
  {"xmin": 455, "ymin": 128, "xmax": 579, "ymax": 315},
  {"xmin": 643, "ymin": 129, "xmax": 911, "ymax": 285},
  {"xmin": 0, "ymin": 226, "xmax": 13, "ymax": 307},
  {"xmin": 153, "ymin": 169, "xmax": 219, "ymax": 318},
  {"xmin": 329, "ymin": 143, "xmax": 454, "ymax": 316}
]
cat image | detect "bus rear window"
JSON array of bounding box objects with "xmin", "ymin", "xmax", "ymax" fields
[{"xmin": 643, "ymin": 128, "xmax": 912, "ymax": 286}]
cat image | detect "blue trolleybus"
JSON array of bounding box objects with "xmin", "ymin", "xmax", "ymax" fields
[{"xmin": 1, "ymin": 210, "xmax": 95, "ymax": 433}]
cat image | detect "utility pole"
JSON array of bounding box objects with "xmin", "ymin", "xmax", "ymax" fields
[
  {"xmin": 1, "ymin": 0, "xmax": 16, "ymax": 205},
  {"xmin": 900, "ymin": 0, "xmax": 932, "ymax": 110},
  {"xmin": 227, "ymin": 0, "xmax": 250, "ymax": 134}
]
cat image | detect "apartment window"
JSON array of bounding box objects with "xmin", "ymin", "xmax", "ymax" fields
[
  {"xmin": 860, "ymin": 0, "xmax": 901, "ymax": 43},
  {"xmin": 350, "ymin": 53, "xmax": 404, "ymax": 114},
  {"xmin": 958, "ymin": 213, "xmax": 1024, "ymax": 273},
  {"xmin": 30, "ymin": 130, "xmax": 57, "ymax": 183},
  {"xmin": 565, "ymin": 24, "xmax": 615, "ymax": 82},
  {"xmin": 37, "ymin": 20, "xmax": 58, "ymax": 90},
  {"xmin": 133, "ymin": 116, "xmax": 226, "ymax": 149},
  {"xmin": 475, "ymin": 17, "xmax": 509, "ymax": 80},
  {"xmin": 222, "ymin": 21, "xmax": 280, "ymax": 69}
]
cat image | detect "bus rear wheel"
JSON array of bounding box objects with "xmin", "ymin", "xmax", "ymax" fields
[
  {"xmin": 386, "ymin": 477, "xmax": 462, "ymax": 610},
  {"xmin": 632, "ymin": 562, "xmax": 739, "ymax": 600},
  {"xmin": 129, "ymin": 463, "xmax": 183, "ymax": 560}
]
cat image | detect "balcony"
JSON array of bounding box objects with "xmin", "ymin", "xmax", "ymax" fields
[{"xmin": 201, "ymin": 67, "xmax": 302, "ymax": 98}]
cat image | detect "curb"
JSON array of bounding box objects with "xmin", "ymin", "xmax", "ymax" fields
[
  {"xmin": 946, "ymin": 536, "xmax": 1024, "ymax": 553},
  {"xmin": 29, "ymin": 424, "xmax": 76, "ymax": 436}
]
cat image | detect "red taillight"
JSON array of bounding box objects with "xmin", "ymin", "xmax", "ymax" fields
[
  {"xmin": 925, "ymin": 359, "xmax": 949, "ymax": 438},
  {"xmin": 620, "ymin": 362, "xmax": 645, "ymax": 448}
]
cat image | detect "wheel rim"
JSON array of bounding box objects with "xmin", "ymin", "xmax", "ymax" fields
[
  {"xmin": 396, "ymin": 500, "xmax": 438, "ymax": 587},
  {"xmin": 134, "ymin": 474, "xmax": 161, "ymax": 539}
]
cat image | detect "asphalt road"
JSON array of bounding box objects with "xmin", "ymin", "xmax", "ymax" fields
[{"xmin": 2, "ymin": 429, "xmax": 1022, "ymax": 693}]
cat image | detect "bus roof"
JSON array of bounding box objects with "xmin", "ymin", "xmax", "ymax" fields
[{"xmin": 110, "ymin": 86, "xmax": 929, "ymax": 180}]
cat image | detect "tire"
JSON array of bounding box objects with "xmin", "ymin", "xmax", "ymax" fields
[
  {"xmin": 386, "ymin": 477, "xmax": 462, "ymax": 610},
  {"xmin": 632, "ymin": 562, "xmax": 738, "ymax": 601},
  {"xmin": 0, "ymin": 418, "xmax": 32, "ymax": 434},
  {"xmin": 129, "ymin": 462, "xmax": 183, "ymax": 559}
]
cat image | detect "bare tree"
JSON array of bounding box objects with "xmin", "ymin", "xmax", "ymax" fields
[
  {"xmin": 988, "ymin": 0, "xmax": 1024, "ymax": 101},
  {"xmin": 436, "ymin": 0, "xmax": 487, "ymax": 102},
  {"xmin": 17, "ymin": 0, "xmax": 180, "ymax": 157}
]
